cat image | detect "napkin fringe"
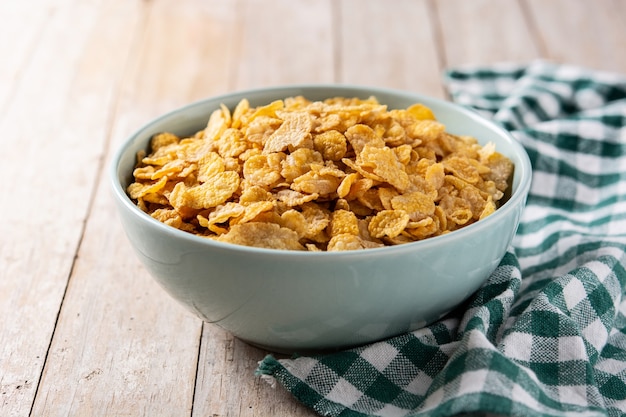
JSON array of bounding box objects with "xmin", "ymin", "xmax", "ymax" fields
[{"xmin": 255, "ymin": 354, "xmax": 280, "ymax": 376}]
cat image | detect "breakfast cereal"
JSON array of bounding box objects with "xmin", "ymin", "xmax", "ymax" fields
[{"xmin": 128, "ymin": 96, "xmax": 513, "ymax": 251}]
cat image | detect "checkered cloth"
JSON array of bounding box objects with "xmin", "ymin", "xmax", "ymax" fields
[{"xmin": 256, "ymin": 61, "xmax": 626, "ymax": 417}]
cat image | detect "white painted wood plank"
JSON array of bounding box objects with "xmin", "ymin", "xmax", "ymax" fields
[
  {"xmin": 34, "ymin": 0, "xmax": 244, "ymax": 416},
  {"xmin": 0, "ymin": 0, "xmax": 65, "ymax": 110},
  {"xmin": 0, "ymin": 0, "xmax": 129, "ymax": 415},
  {"xmin": 232, "ymin": 0, "xmax": 335, "ymax": 90},
  {"xmin": 194, "ymin": 328, "xmax": 319, "ymax": 417},
  {"xmin": 337, "ymin": 0, "xmax": 446, "ymax": 98},
  {"xmin": 524, "ymin": 0, "xmax": 626, "ymax": 72},
  {"xmin": 436, "ymin": 0, "xmax": 540, "ymax": 67}
]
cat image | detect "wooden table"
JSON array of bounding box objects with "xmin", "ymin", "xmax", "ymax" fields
[{"xmin": 2, "ymin": 1, "xmax": 625, "ymax": 415}]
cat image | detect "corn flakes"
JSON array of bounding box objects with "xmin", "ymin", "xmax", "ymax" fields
[
  {"xmin": 218, "ymin": 222, "xmax": 304, "ymax": 250},
  {"xmin": 128, "ymin": 96, "xmax": 514, "ymax": 251},
  {"xmin": 368, "ymin": 210, "xmax": 411, "ymax": 239}
]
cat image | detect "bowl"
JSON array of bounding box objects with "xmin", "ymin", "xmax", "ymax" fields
[{"xmin": 110, "ymin": 85, "xmax": 532, "ymax": 353}]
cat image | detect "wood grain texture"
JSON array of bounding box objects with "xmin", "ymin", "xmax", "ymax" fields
[
  {"xmin": 0, "ymin": 1, "xmax": 625, "ymax": 416},
  {"xmin": 0, "ymin": 0, "xmax": 128, "ymax": 415},
  {"xmin": 0, "ymin": 0, "xmax": 61, "ymax": 111},
  {"xmin": 30, "ymin": 0, "xmax": 230, "ymax": 415},
  {"xmin": 193, "ymin": 327, "xmax": 318, "ymax": 417},
  {"xmin": 435, "ymin": 0, "xmax": 540, "ymax": 67},
  {"xmin": 524, "ymin": 0, "xmax": 626, "ymax": 71},
  {"xmin": 337, "ymin": 0, "xmax": 445, "ymax": 98},
  {"xmin": 233, "ymin": 0, "xmax": 335, "ymax": 89}
]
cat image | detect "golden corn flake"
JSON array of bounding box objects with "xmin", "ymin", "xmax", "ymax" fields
[
  {"xmin": 231, "ymin": 98, "xmax": 250, "ymax": 129},
  {"xmin": 218, "ymin": 222, "xmax": 304, "ymax": 251},
  {"xmin": 230, "ymin": 201, "xmax": 275, "ymax": 226},
  {"xmin": 337, "ymin": 172, "xmax": 360, "ymax": 199},
  {"xmin": 329, "ymin": 209, "xmax": 359, "ymax": 237},
  {"xmin": 150, "ymin": 132, "xmax": 180, "ymax": 151},
  {"xmin": 128, "ymin": 95, "xmax": 514, "ymax": 251},
  {"xmin": 411, "ymin": 120, "xmax": 446, "ymax": 142},
  {"xmin": 239, "ymin": 185, "xmax": 273, "ymax": 204},
  {"xmin": 280, "ymin": 209, "xmax": 308, "ymax": 238},
  {"xmin": 128, "ymin": 177, "xmax": 167, "ymax": 199},
  {"xmin": 203, "ymin": 202, "xmax": 245, "ymax": 234},
  {"xmin": 344, "ymin": 177, "xmax": 375, "ymax": 202},
  {"xmin": 425, "ymin": 162, "xmax": 445, "ymax": 190},
  {"xmin": 368, "ymin": 210, "xmax": 410, "ymax": 239},
  {"xmin": 313, "ymin": 130, "xmax": 347, "ymax": 161},
  {"xmin": 390, "ymin": 191, "xmax": 435, "ymax": 220},
  {"xmin": 377, "ymin": 187, "xmax": 398, "ymax": 211},
  {"xmin": 197, "ymin": 152, "xmax": 225, "ymax": 182},
  {"xmin": 170, "ymin": 171, "xmax": 239, "ymax": 210},
  {"xmin": 243, "ymin": 154, "xmax": 283, "ymax": 187},
  {"xmin": 344, "ymin": 124, "xmax": 385, "ymax": 154},
  {"xmin": 276, "ymin": 189, "xmax": 318, "ymax": 207},
  {"xmin": 204, "ymin": 104, "xmax": 231, "ymax": 142},
  {"xmin": 358, "ymin": 145, "xmax": 410, "ymax": 192},
  {"xmin": 327, "ymin": 234, "xmax": 370, "ymax": 252},
  {"xmin": 280, "ymin": 148, "xmax": 323, "ymax": 182},
  {"xmin": 443, "ymin": 155, "xmax": 480, "ymax": 184},
  {"xmin": 406, "ymin": 103, "xmax": 436, "ymax": 121},
  {"xmin": 263, "ymin": 111, "xmax": 313, "ymax": 154},
  {"xmin": 151, "ymin": 208, "xmax": 183, "ymax": 228},
  {"xmin": 300, "ymin": 203, "xmax": 330, "ymax": 240},
  {"xmin": 290, "ymin": 165, "xmax": 344, "ymax": 196}
]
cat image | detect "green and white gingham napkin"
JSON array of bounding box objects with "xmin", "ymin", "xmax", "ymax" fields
[{"xmin": 256, "ymin": 61, "xmax": 626, "ymax": 417}]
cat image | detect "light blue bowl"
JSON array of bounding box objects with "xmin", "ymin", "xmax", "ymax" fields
[{"xmin": 110, "ymin": 85, "xmax": 532, "ymax": 353}]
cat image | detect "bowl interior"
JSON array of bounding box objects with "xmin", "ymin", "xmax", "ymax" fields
[{"xmin": 113, "ymin": 84, "xmax": 531, "ymax": 242}]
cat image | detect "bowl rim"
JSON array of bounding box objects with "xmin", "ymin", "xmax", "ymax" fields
[{"xmin": 110, "ymin": 83, "xmax": 532, "ymax": 258}]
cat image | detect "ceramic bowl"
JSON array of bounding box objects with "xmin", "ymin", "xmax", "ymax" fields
[{"xmin": 110, "ymin": 85, "xmax": 532, "ymax": 353}]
